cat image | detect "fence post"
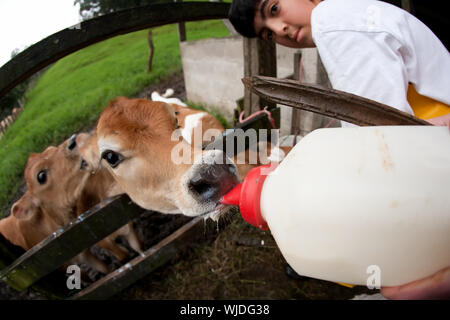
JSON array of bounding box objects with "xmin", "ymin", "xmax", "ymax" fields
[
  {"xmin": 290, "ymin": 49, "xmax": 337, "ymax": 136},
  {"xmin": 290, "ymin": 52, "xmax": 302, "ymax": 136},
  {"xmin": 243, "ymin": 38, "xmax": 277, "ymax": 117},
  {"xmin": 401, "ymin": 0, "xmax": 411, "ymax": 12},
  {"xmin": 147, "ymin": 30, "xmax": 154, "ymax": 73},
  {"xmin": 175, "ymin": 0, "xmax": 187, "ymax": 42}
]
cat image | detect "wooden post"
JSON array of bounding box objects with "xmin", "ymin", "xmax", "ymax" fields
[
  {"xmin": 243, "ymin": 38, "xmax": 277, "ymax": 117},
  {"xmin": 401, "ymin": 0, "xmax": 411, "ymax": 12},
  {"xmin": 289, "ymin": 50, "xmax": 337, "ymax": 136},
  {"xmin": 290, "ymin": 52, "xmax": 302, "ymax": 135},
  {"xmin": 175, "ymin": 0, "xmax": 187, "ymax": 42},
  {"xmin": 178, "ymin": 20, "xmax": 187, "ymax": 42},
  {"xmin": 146, "ymin": 30, "xmax": 154, "ymax": 73}
]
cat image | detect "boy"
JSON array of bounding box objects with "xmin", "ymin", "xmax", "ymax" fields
[
  {"xmin": 228, "ymin": 0, "xmax": 450, "ymax": 127},
  {"xmin": 228, "ymin": 0, "xmax": 450, "ymax": 299}
]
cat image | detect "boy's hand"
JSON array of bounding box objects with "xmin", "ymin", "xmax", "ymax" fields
[
  {"xmin": 426, "ymin": 113, "xmax": 450, "ymax": 128},
  {"xmin": 381, "ymin": 267, "xmax": 450, "ymax": 299}
]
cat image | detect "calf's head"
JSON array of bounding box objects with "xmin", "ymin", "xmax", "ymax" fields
[
  {"xmin": 0, "ymin": 134, "xmax": 91, "ymax": 249},
  {"xmin": 20, "ymin": 134, "xmax": 90, "ymax": 225},
  {"xmin": 95, "ymin": 97, "xmax": 238, "ymax": 217},
  {"xmin": 0, "ymin": 192, "xmax": 56, "ymax": 251}
]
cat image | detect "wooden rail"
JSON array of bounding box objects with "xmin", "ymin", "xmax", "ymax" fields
[
  {"xmin": 242, "ymin": 76, "xmax": 430, "ymax": 126},
  {"xmin": 0, "ymin": 194, "xmax": 145, "ymax": 292},
  {"xmin": 70, "ymin": 216, "xmax": 202, "ymax": 300},
  {"xmin": 0, "ymin": 2, "xmax": 230, "ymax": 100}
]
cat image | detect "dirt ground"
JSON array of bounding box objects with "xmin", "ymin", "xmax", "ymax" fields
[
  {"xmin": 114, "ymin": 212, "xmax": 378, "ymax": 300},
  {"xmin": 0, "ymin": 72, "xmax": 380, "ymax": 300}
]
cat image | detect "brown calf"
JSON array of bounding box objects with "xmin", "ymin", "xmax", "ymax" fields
[
  {"xmin": 0, "ymin": 135, "xmax": 109, "ymax": 273},
  {"xmin": 0, "ymin": 133, "xmax": 143, "ymax": 274},
  {"xmin": 93, "ymin": 97, "xmax": 287, "ymax": 220},
  {"xmin": 76, "ymin": 132, "xmax": 143, "ymax": 261}
]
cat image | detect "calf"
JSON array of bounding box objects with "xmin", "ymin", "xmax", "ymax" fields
[
  {"xmin": 93, "ymin": 97, "xmax": 287, "ymax": 219},
  {"xmin": 150, "ymin": 89, "xmax": 224, "ymax": 145},
  {"xmin": 76, "ymin": 132, "xmax": 143, "ymax": 261},
  {"xmin": 0, "ymin": 135, "xmax": 109, "ymax": 273},
  {"xmin": 0, "ymin": 133, "xmax": 142, "ymax": 274},
  {"xmin": 151, "ymin": 90, "xmax": 187, "ymax": 107}
]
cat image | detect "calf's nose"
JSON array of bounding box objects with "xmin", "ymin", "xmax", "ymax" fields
[{"xmin": 189, "ymin": 162, "xmax": 238, "ymax": 203}]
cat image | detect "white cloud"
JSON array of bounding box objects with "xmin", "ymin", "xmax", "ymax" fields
[{"xmin": 0, "ymin": 0, "xmax": 81, "ymax": 67}]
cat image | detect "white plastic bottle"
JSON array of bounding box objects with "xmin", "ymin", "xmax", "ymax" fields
[{"xmin": 221, "ymin": 126, "xmax": 450, "ymax": 287}]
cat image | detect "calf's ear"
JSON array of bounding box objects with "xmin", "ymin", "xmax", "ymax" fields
[{"xmin": 11, "ymin": 193, "xmax": 39, "ymax": 220}]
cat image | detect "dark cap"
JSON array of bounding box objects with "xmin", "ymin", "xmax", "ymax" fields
[{"xmin": 228, "ymin": 0, "xmax": 260, "ymax": 38}]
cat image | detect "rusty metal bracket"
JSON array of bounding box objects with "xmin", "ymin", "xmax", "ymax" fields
[{"xmin": 242, "ymin": 76, "xmax": 429, "ymax": 126}]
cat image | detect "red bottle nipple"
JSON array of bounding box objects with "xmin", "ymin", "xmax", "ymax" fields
[{"xmin": 220, "ymin": 164, "xmax": 278, "ymax": 230}]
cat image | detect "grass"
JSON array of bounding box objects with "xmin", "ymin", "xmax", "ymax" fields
[{"xmin": 0, "ymin": 19, "xmax": 230, "ymax": 217}]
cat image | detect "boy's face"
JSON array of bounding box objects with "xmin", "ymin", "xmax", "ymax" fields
[{"xmin": 253, "ymin": 0, "xmax": 321, "ymax": 48}]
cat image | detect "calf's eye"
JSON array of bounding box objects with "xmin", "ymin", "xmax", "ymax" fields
[
  {"xmin": 101, "ymin": 150, "xmax": 124, "ymax": 168},
  {"xmin": 37, "ymin": 170, "xmax": 47, "ymax": 185}
]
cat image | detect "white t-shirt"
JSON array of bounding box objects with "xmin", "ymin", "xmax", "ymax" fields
[{"xmin": 311, "ymin": 0, "xmax": 450, "ymax": 127}]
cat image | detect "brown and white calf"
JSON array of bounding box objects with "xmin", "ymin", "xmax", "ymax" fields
[
  {"xmin": 76, "ymin": 132, "xmax": 143, "ymax": 261},
  {"xmin": 150, "ymin": 89, "xmax": 224, "ymax": 145},
  {"xmin": 91, "ymin": 97, "xmax": 288, "ymax": 219}
]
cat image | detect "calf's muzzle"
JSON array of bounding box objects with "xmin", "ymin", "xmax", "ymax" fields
[{"xmin": 188, "ymin": 159, "xmax": 238, "ymax": 204}]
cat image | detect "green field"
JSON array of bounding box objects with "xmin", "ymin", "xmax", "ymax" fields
[{"xmin": 0, "ymin": 20, "xmax": 230, "ymax": 216}]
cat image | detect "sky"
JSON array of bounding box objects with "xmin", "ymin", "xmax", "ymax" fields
[{"xmin": 0, "ymin": 0, "xmax": 81, "ymax": 67}]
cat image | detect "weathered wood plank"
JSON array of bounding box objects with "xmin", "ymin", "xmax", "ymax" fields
[
  {"xmin": 0, "ymin": 2, "xmax": 230, "ymax": 100},
  {"xmin": 70, "ymin": 216, "xmax": 205, "ymax": 300},
  {"xmin": 0, "ymin": 194, "xmax": 145, "ymax": 291},
  {"xmin": 242, "ymin": 76, "xmax": 429, "ymax": 126}
]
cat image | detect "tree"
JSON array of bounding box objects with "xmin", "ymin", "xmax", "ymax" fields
[{"xmin": 74, "ymin": 0, "xmax": 165, "ymax": 20}]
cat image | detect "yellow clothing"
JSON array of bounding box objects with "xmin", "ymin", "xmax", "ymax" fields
[{"xmin": 408, "ymin": 84, "xmax": 450, "ymax": 120}]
